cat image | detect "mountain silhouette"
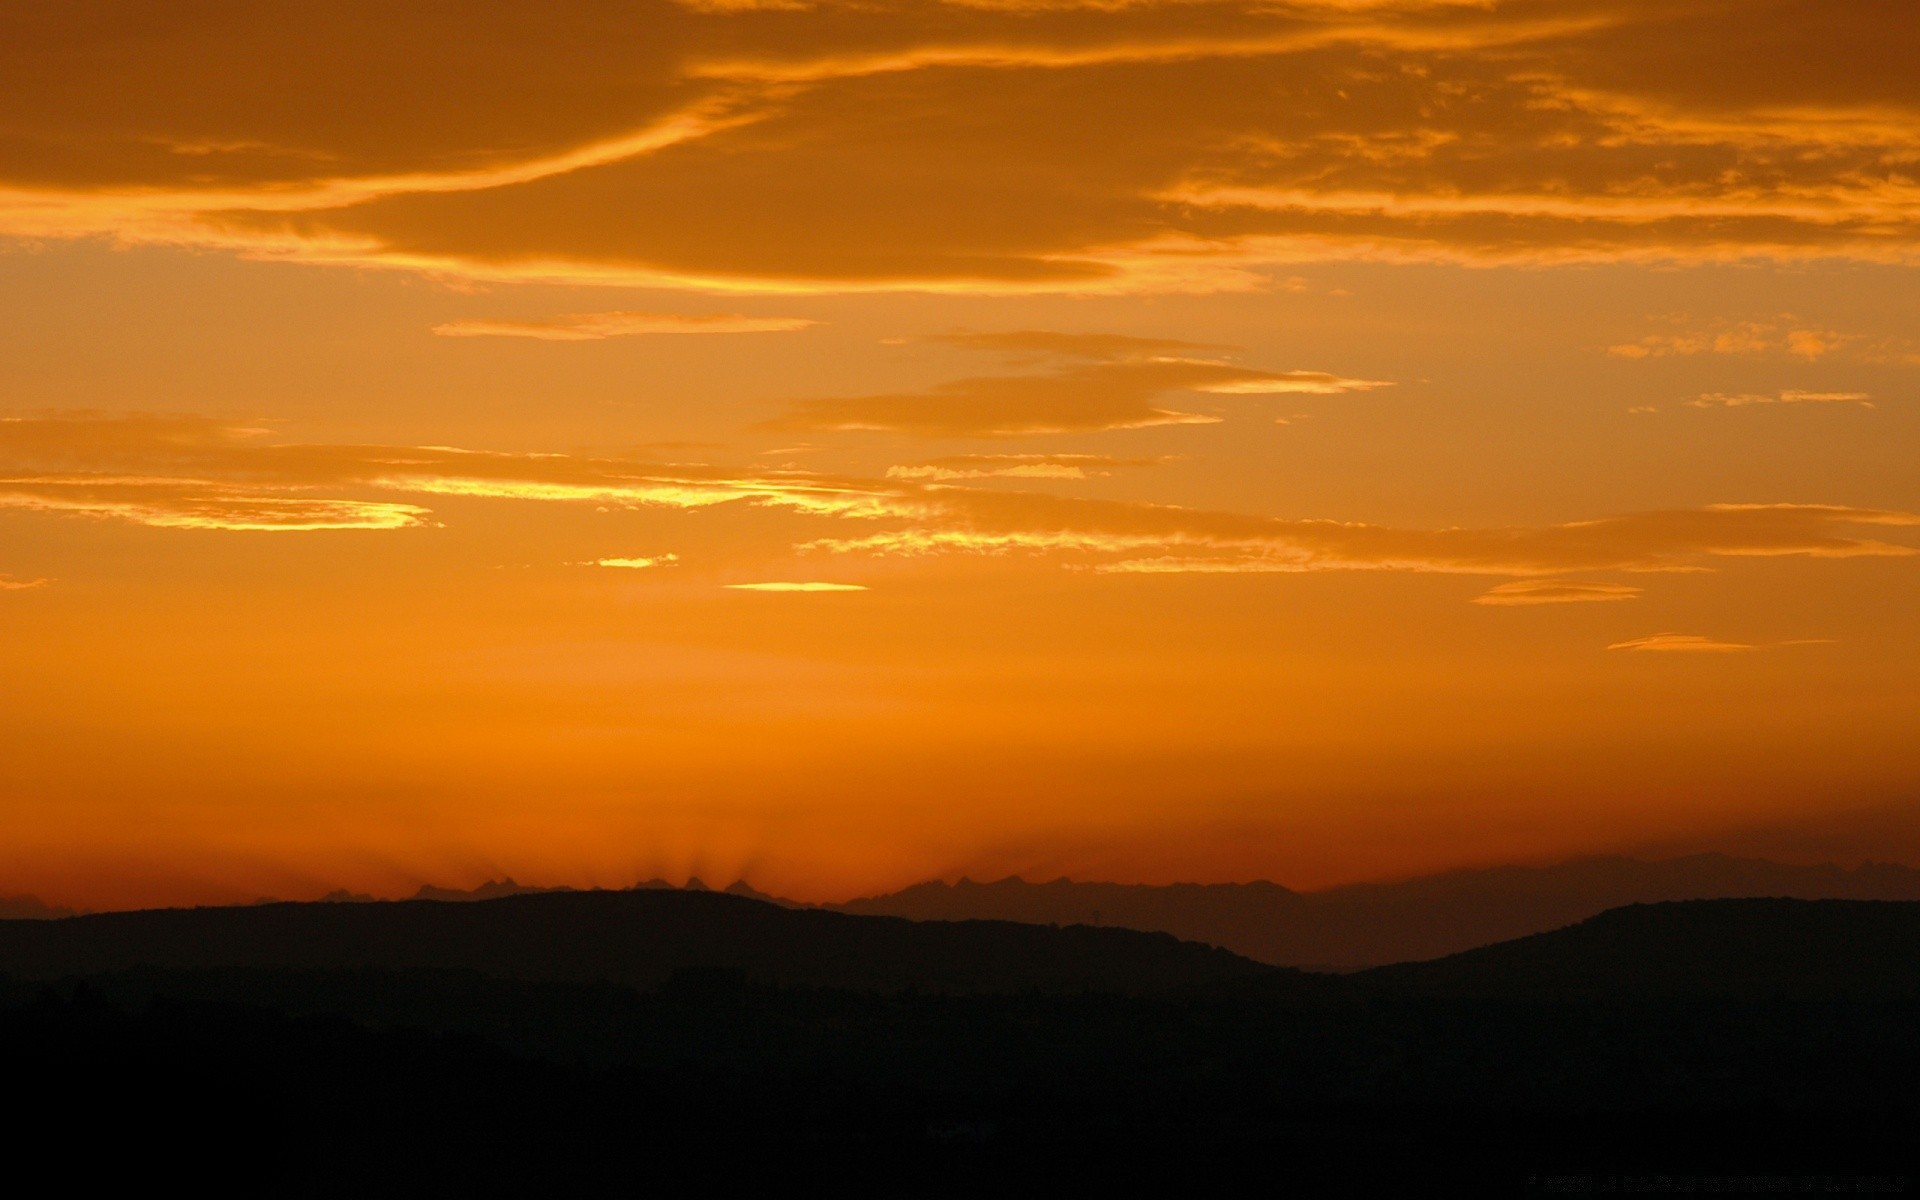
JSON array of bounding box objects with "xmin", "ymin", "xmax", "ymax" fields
[
  {"xmin": 1357, "ymin": 898, "xmax": 1920, "ymax": 999},
  {"xmin": 408, "ymin": 876, "xmax": 576, "ymax": 902},
  {"xmin": 0, "ymin": 894, "xmax": 75, "ymax": 920},
  {"xmin": 0, "ymin": 887, "xmax": 1272, "ymax": 995},
  {"xmin": 837, "ymin": 854, "xmax": 1920, "ymax": 967}
]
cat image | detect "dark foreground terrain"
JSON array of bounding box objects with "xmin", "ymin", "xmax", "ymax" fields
[{"xmin": 4, "ymin": 892, "xmax": 1915, "ymax": 1195}]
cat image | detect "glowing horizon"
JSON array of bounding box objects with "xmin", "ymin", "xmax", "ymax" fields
[{"xmin": 1, "ymin": 0, "xmax": 1916, "ymax": 911}]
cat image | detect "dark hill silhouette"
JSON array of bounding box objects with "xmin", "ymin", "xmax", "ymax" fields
[
  {"xmin": 836, "ymin": 855, "xmax": 1920, "ymax": 967},
  {"xmin": 0, "ymin": 887, "xmax": 1273, "ymax": 995},
  {"xmin": 1357, "ymin": 898, "xmax": 1920, "ymax": 999}
]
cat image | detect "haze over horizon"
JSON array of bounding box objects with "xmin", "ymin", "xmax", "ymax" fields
[{"xmin": 2, "ymin": 0, "xmax": 1916, "ymax": 911}]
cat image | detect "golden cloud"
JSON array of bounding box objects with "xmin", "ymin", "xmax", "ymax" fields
[
  {"xmin": 432, "ymin": 311, "xmax": 818, "ymax": 340},
  {"xmin": 596, "ymin": 555, "xmax": 679, "ymax": 569},
  {"xmin": 773, "ymin": 334, "xmax": 1385, "ymax": 436},
  {"xmin": 1607, "ymin": 633, "xmax": 1754, "ymax": 653},
  {"xmin": 887, "ymin": 453, "xmax": 1170, "ymax": 480},
  {"xmin": 917, "ymin": 331, "xmax": 1226, "ymax": 359},
  {"xmin": 770, "ymin": 360, "xmax": 1228, "ymax": 436},
  {"xmin": 1609, "ymin": 318, "xmax": 1856, "ymax": 360},
  {"xmin": 0, "ymin": 574, "xmax": 50, "ymax": 590},
  {"xmin": 1472, "ymin": 580, "xmax": 1643, "ymax": 606},
  {"xmin": 1688, "ymin": 391, "xmax": 1873, "ymax": 408},
  {"xmin": 4, "ymin": 416, "xmax": 1916, "ymax": 591},
  {"xmin": 0, "ymin": 476, "xmax": 432, "ymax": 532},
  {"xmin": 724, "ymin": 581, "xmax": 868, "ymax": 591},
  {"xmin": 3, "ymin": 2, "xmax": 1917, "ymax": 289}
]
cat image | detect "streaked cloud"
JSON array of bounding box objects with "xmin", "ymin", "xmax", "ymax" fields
[
  {"xmin": 5, "ymin": 416, "xmax": 1915, "ymax": 588},
  {"xmin": 596, "ymin": 554, "xmax": 679, "ymax": 569},
  {"xmin": 6, "ymin": 2, "xmax": 1919, "ymax": 290},
  {"xmin": 0, "ymin": 413, "xmax": 914, "ymax": 531},
  {"xmin": 0, "ymin": 478, "xmax": 432, "ymax": 532},
  {"xmin": 1688, "ymin": 390, "xmax": 1874, "ymax": 409},
  {"xmin": 432, "ymin": 311, "xmax": 817, "ymax": 340},
  {"xmin": 803, "ymin": 498, "xmax": 1920, "ymax": 577},
  {"xmin": 1609, "ymin": 319, "xmax": 1856, "ymax": 360},
  {"xmin": 1472, "ymin": 580, "xmax": 1643, "ymax": 606},
  {"xmin": 771, "ymin": 360, "xmax": 1227, "ymax": 437},
  {"xmin": 1200, "ymin": 371, "xmax": 1390, "ymax": 395},
  {"xmin": 775, "ymin": 331, "xmax": 1384, "ymax": 436},
  {"xmin": 724, "ymin": 581, "xmax": 868, "ymax": 592},
  {"xmin": 887, "ymin": 453, "xmax": 1169, "ymax": 480},
  {"xmin": 0, "ymin": 574, "xmax": 49, "ymax": 591},
  {"xmin": 1608, "ymin": 633, "xmax": 1754, "ymax": 653},
  {"xmin": 916, "ymin": 331, "xmax": 1225, "ymax": 359}
]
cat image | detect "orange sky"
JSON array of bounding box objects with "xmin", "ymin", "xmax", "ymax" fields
[{"xmin": 1, "ymin": 0, "xmax": 1916, "ymax": 909}]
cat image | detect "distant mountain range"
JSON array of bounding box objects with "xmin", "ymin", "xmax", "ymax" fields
[
  {"xmin": 4, "ymin": 887, "xmax": 1919, "ymax": 1004},
  {"xmin": 10, "ymin": 854, "xmax": 1920, "ymax": 970},
  {"xmin": 0, "ymin": 894, "xmax": 75, "ymax": 920},
  {"xmin": 835, "ymin": 854, "xmax": 1920, "ymax": 967}
]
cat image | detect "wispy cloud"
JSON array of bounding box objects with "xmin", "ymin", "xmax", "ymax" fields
[
  {"xmin": 886, "ymin": 453, "xmax": 1169, "ymax": 480},
  {"xmin": 1608, "ymin": 633, "xmax": 1754, "ymax": 653},
  {"xmin": 1199, "ymin": 372, "xmax": 1391, "ymax": 396},
  {"xmin": 5, "ymin": 417, "xmax": 1916, "ymax": 593},
  {"xmin": 1688, "ymin": 390, "xmax": 1874, "ymax": 409},
  {"xmin": 0, "ymin": 479, "xmax": 431, "ymax": 531},
  {"xmin": 1606, "ymin": 633, "xmax": 1838, "ymax": 654},
  {"xmin": 1608, "ymin": 319, "xmax": 1855, "ymax": 361},
  {"xmin": 432, "ymin": 311, "xmax": 818, "ymax": 340},
  {"xmin": 724, "ymin": 581, "xmax": 867, "ymax": 592},
  {"xmin": 0, "ymin": 575, "xmax": 50, "ymax": 591},
  {"xmin": 10, "ymin": 2, "xmax": 1917, "ymax": 289},
  {"xmin": 805, "ymin": 499, "xmax": 1920, "ymax": 577},
  {"xmin": 774, "ymin": 331, "xmax": 1387, "ymax": 437},
  {"xmin": 916, "ymin": 331, "xmax": 1224, "ymax": 360},
  {"xmin": 1472, "ymin": 580, "xmax": 1642, "ymax": 606},
  {"xmin": 771, "ymin": 360, "xmax": 1224, "ymax": 437},
  {"xmin": 595, "ymin": 554, "xmax": 679, "ymax": 569}
]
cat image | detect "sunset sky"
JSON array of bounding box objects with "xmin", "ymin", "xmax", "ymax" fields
[{"xmin": 2, "ymin": 0, "xmax": 1916, "ymax": 909}]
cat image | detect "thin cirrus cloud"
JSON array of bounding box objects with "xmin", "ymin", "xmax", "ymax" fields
[
  {"xmin": 432, "ymin": 311, "xmax": 818, "ymax": 340},
  {"xmin": 5, "ymin": 2, "xmax": 1919, "ymax": 291},
  {"xmin": 595, "ymin": 554, "xmax": 679, "ymax": 569},
  {"xmin": 887, "ymin": 453, "xmax": 1170, "ymax": 480},
  {"xmin": 725, "ymin": 581, "xmax": 867, "ymax": 592},
  {"xmin": 915, "ymin": 331, "xmax": 1227, "ymax": 359},
  {"xmin": 1608, "ymin": 633, "xmax": 1755, "ymax": 653},
  {"xmin": 771, "ymin": 330, "xmax": 1388, "ymax": 437},
  {"xmin": 3, "ymin": 416, "xmax": 1917, "ymax": 591},
  {"xmin": 1688, "ymin": 391, "xmax": 1874, "ymax": 409},
  {"xmin": 1608, "ymin": 320, "xmax": 1853, "ymax": 360},
  {"xmin": 0, "ymin": 574, "xmax": 49, "ymax": 590},
  {"xmin": 1472, "ymin": 580, "xmax": 1643, "ymax": 606},
  {"xmin": 1606, "ymin": 633, "xmax": 1839, "ymax": 653}
]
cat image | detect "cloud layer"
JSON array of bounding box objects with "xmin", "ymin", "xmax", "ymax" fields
[
  {"xmin": 1473, "ymin": 579, "xmax": 1642, "ymax": 606},
  {"xmin": 887, "ymin": 453, "xmax": 1170, "ymax": 480},
  {"xmin": 1689, "ymin": 390, "xmax": 1874, "ymax": 409},
  {"xmin": 5, "ymin": 416, "xmax": 1913, "ymax": 593},
  {"xmin": 6, "ymin": 1, "xmax": 1919, "ymax": 289},
  {"xmin": 1608, "ymin": 633, "xmax": 1754, "ymax": 653},
  {"xmin": 432, "ymin": 311, "xmax": 817, "ymax": 340},
  {"xmin": 773, "ymin": 331, "xmax": 1386, "ymax": 436}
]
